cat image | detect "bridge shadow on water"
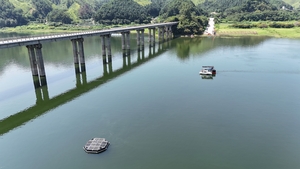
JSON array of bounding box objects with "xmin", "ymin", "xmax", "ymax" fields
[{"xmin": 0, "ymin": 41, "xmax": 172, "ymax": 136}]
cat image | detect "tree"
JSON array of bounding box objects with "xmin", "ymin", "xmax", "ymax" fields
[
  {"xmin": 79, "ymin": 3, "xmax": 94, "ymax": 19},
  {"xmin": 145, "ymin": 0, "xmax": 169, "ymax": 17},
  {"xmin": 47, "ymin": 8, "xmax": 72, "ymax": 24},
  {"xmin": 32, "ymin": 0, "xmax": 53, "ymax": 18},
  {"xmin": 94, "ymin": 0, "xmax": 149, "ymax": 24},
  {"xmin": 160, "ymin": 0, "xmax": 206, "ymax": 35},
  {"xmin": 0, "ymin": 0, "xmax": 28, "ymax": 27}
]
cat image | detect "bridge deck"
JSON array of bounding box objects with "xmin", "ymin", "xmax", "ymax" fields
[{"xmin": 0, "ymin": 22, "xmax": 177, "ymax": 49}]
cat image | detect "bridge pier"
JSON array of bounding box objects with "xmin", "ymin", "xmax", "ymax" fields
[
  {"xmin": 158, "ymin": 27, "xmax": 165, "ymax": 42},
  {"xmin": 142, "ymin": 47, "xmax": 145, "ymax": 59},
  {"xmin": 126, "ymin": 32, "xmax": 130, "ymax": 53},
  {"xmin": 71, "ymin": 38, "xmax": 86, "ymax": 73},
  {"xmin": 27, "ymin": 46, "xmax": 38, "ymax": 76},
  {"xmin": 101, "ymin": 34, "xmax": 112, "ymax": 64},
  {"xmin": 158, "ymin": 27, "xmax": 161, "ymax": 42},
  {"xmin": 153, "ymin": 28, "xmax": 156, "ymax": 43},
  {"xmin": 35, "ymin": 85, "xmax": 49, "ymax": 104},
  {"xmin": 170, "ymin": 26, "xmax": 173, "ymax": 39},
  {"xmin": 121, "ymin": 32, "xmax": 126, "ymax": 50},
  {"xmin": 162, "ymin": 27, "xmax": 165, "ymax": 42},
  {"xmin": 136, "ymin": 30, "xmax": 140, "ymax": 47},
  {"xmin": 103, "ymin": 62, "xmax": 113, "ymax": 76},
  {"xmin": 107, "ymin": 35, "xmax": 112, "ymax": 63},
  {"xmin": 148, "ymin": 28, "xmax": 156, "ymax": 45},
  {"xmin": 137, "ymin": 46, "xmax": 145, "ymax": 62},
  {"xmin": 165, "ymin": 26, "xmax": 169, "ymax": 39},
  {"xmin": 71, "ymin": 39, "xmax": 80, "ymax": 73},
  {"xmin": 101, "ymin": 35, "xmax": 106, "ymax": 64},
  {"xmin": 76, "ymin": 70, "xmax": 87, "ymax": 87},
  {"xmin": 167, "ymin": 26, "xmax": 173, "ymax": 39},
  {"xmin": 136, "ymin": 29, "xmax": 145, "ymax": 51},
  {"xmin": 26, "ymin": 44, "xmax": 47, "ymax": 88},
  {"xmin": 122, "ymin": 52, "xmax": 131, "ymax": 67},
  {"xmin": 148, "ymin": 28, "xmax": 152, "ymax": 44},
  {"xmin": 78, "ymin": 38, "xmax": 86, "ymax": 72},
  {"xmin": 141, "ymin": 29, "xmax": 144, "ymax": 48},
  {"xmin": 148, "ymin": 44, "xmax": 152, "ymax": 57},
  {"xmin": 121, "ymin": 31, "xmax": 131, "ymax": 56}
]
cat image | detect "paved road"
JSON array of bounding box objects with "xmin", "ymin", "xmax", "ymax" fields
[{"xmin": 0, "ymin": 22, "xmax": 178, "ymax": 49}]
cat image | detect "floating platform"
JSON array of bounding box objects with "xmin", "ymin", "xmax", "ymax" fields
[{"xmin": 83, "ymin": 138, "xmax": 110, "ymax": 154}]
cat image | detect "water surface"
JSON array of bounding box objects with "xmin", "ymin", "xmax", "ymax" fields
[{"xmin": 0, "ymin": 35, "xmax": 300, "ymax": 169}]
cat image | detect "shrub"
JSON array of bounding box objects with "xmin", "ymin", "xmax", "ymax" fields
[
  {"xmin": 257, "ymin": 23, "xmax": 268, "ymax": 28},
  {"xmin": 231, "ymin": 23, "xmax": 254, "ymax": 28}
]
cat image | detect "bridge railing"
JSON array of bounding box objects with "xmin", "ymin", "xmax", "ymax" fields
[
  {"xmin": 0, "ymin": 27, "xmax": 127, "ymax": 43},
  {"xmin": 0, "ymin": 24, "xmax": 137, "ymax": 42},
  {"xmin": 0, "ymin": 32, "xmax": 82, "ymax": 42},
  {"xmin": 0, "ymin": 22, "xmax": 178, "ymax": 45}
]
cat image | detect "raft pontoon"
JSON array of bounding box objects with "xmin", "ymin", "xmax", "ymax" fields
[{"xmin": 83, "ymin": 138, "xmax": 110, "ymax": 154}]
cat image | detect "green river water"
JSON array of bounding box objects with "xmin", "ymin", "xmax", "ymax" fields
[{"xmin": 0, "ymin": 34, "xmax": 300, "ymax": 169}]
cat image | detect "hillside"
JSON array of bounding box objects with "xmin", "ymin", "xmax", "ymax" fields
[
  {"xmin": 283, "ymin": 0, "xmax": 300, "ymax": 7},
  {"xmin": 199, "ymin": 0, "xmax": 295, "ymax": 12},
  {"xmin": 1, "ymin": 0, "xmax": 300, "ymax": 29},
  {"xmin": 198, "ymin": 0, "xmax": 300, "ymax": 22},
  {"xmin": 134, "ymin": 0, "xmax": 151, "ymax": 6}
]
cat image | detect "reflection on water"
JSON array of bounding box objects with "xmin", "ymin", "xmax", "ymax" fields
[
  {"xmin": 172, "ymin": 36, "xmax": 269, "ymax": 60},
  {"xmin": 200, "ymin": 74, "xmax": 216, "ymax": 79},
  {"xmin": 0, "ymin": 41, "xmax": 167, "ymax": 136},
  {"xmin": 0, "ymin": 36, "xmax": 280, "ymax": 124},
  {"xmin": 0, "ymin": 35, "xmax": 300, "ymax": 169}
]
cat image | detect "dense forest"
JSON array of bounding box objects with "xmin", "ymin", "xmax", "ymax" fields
[
  {"xmin": 201, "ymin": 0, "xmax": 300, "ymax": 21},
  {"xmin": 1, "ymin": 0, "xmax": 300, "ymax": 34}
]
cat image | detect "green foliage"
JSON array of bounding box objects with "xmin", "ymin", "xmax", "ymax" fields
[
  {"xmin": 229, "ymin": 21, "xmax": 296, "ymax": 29},
  {"xmin": 282, "ymin": 0, "xmax": 300, "ymax": 8},
  {"xmin": 9, "ymin": 0, "xmax": 32, "ymax": 15},
  {"xmin": 47, "ymin": 8, "xmax": 73, "ymax": 24},
  {"xmin": 93, "ymin": 0, "xmax": 149, "ymax": 25},
  {"xmin": 160, "ymin": 0, "xmax": 207, "ymax": 35},
  {"xmin": 78, "ymin": 3, "xmax": 94, "ymax": 19},
  {"xmin": 191, "ymin": 0, "xmax": 205, "ymax": 5},
  {"xmin": 201, "ymin": 0, "xmax": 300, "ymax": 22},
  {"xmin": 201, "ymin": 0, "xmax": 249, "ymax": 13},
  {"xmin": 160, "ymin": 0, "xmax": 200, "ymax": 18},
  {"xmin": 269, "ymin": 22, "xmax": 295, "ymax": 27},
  {"xmin": 32, "ymin": 0, "xmax": 53, "ymax": 18},
  {"xmin": 67, "ymin": 2, "xmax": 80, "ymax": 22},
  {"xmin": 0, "ymin": 0, "xmax": 28, "ymax": 27},
  {"xmin": 270, "ymin": 0, "xmax": 293, "ymax": 10},
  {"xmin": 2, "ymin": 0, "xmax": 300, "ymax": 35},
  {"xmin": 257, "ymin": 22, "xmax": 268, "ymax": 28},
  {"xmin": 134, "ymin": 0, "xmax": 151, "ymax": 6},
  {"xmin": 145, "ymin": 0, "xmax": 169, "ymax": 17},
  {"xmin": 231, "ymin": 23, "xmax": 255, "ymax": 28}
]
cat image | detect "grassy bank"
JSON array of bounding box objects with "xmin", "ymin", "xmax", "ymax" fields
[
  {"xmin": 216, "ymin": 22, "xmax": 300, "ymax": 38},
  {"xmin": 0, "ymin": 24, "xmax": 92, "ymax": 34},
  {"xmin": 2, "ymin": 22, "xmax": 300, "ymax": 38},
  {"xmin": 0, "ymin": 23, "xmax": 151, "ymax": 34}
]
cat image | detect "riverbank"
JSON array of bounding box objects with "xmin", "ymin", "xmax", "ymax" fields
[
  {"xmin": 2, "ymin": 22, "xmax": 300, "ymax": 38},
  {"xmin": 215, "ymin": 23, "xmax": 300, "ymax": 38},
  {"xmin": 0, "ymin": 24, "xmax": 88, "ymax": 34},
  {"xmin": 0, "ymin": 23, "xmax": 151, "ymax": 34}
]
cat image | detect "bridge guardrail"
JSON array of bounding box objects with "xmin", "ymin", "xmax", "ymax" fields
[
  {"xmin": 0, "ymin": 32, "xmax": 82, "ymax": 43},
  {"xmin": 0, "ymin": 22, "xmax": 178, "ymax": 46}
]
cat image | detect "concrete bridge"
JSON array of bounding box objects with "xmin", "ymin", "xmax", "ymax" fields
[
  {"xmin": 0, "ymin": 22, "xmax": 178, "ymax": 88},
  {"xmin": 0, "ymin": 41, "xmax": 171, "ymax": 136}
]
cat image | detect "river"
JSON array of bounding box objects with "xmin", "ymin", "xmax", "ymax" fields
[{"xmin": 0, "ymin": 34, "xmax": 300, "ymax": 169}]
